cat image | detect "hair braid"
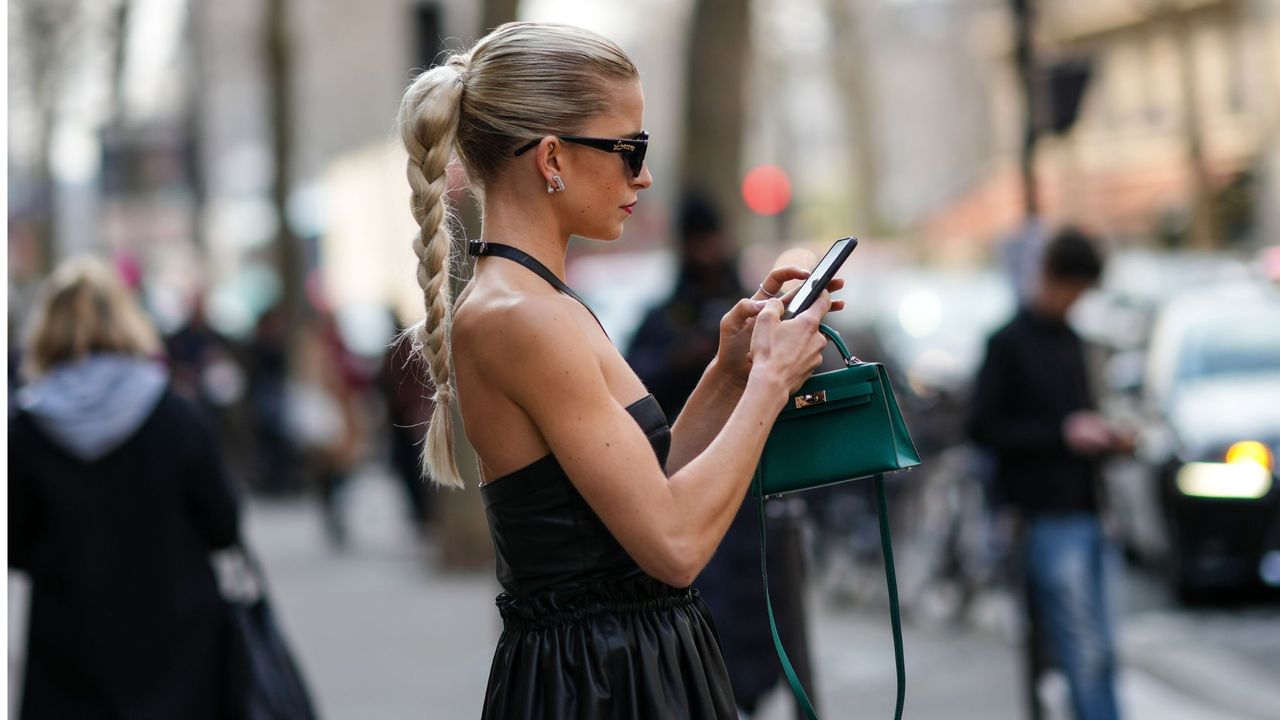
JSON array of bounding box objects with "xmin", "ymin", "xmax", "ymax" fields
[
  {"xmin": 398, "ymin": 54, "xmax": 469, "ymax": 488},
  {"xmin": 393, "ymin": 24, "xmax": 639, "ymax": 489}
]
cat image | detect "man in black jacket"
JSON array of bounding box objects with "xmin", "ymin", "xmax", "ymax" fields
[{"xmin": 969, "ymin": 228, "xmax": 1127, "ymax": 720}]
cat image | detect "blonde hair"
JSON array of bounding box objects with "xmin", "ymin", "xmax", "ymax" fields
[
  {"xmin": 23, "ymin": 255, "xmax": 162, "ymax": 379},
  {"xmin": 396, "ymin": 22, "xmax": 638, "ymax": 488}
]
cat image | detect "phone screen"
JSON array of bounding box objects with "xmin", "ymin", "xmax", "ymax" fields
[{"xmin": 785, "ymin": 237, "xmax": 857, "ymax": 319}]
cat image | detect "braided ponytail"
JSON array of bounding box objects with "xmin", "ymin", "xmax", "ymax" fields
[
  {"xmin": 395, "ymin": 24, "xmax": 639, "ymax": 488},
  {"xmin": 397, "ymin": 54, "xmax": 469, "ymax": 488}
]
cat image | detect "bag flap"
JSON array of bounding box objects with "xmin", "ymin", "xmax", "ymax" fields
[
  {"xmin": 777, "ymin": 379, "xmax": 874, "ymax": 420},
  {"xmin": 777, "ymin": 362, "xmax": 880, "ymax": 420},
  {"xmin": 758, "ymin": 360, "xmax": 922, "ymax": 497}
]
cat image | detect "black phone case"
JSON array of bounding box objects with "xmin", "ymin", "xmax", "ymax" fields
[{"xmin": 784, "ymin": 237, "xmax": 857, "ymax": 319}]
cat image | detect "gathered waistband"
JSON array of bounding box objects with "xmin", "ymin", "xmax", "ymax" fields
[{"xmin": 495, "ymin": 576, "xmax": 701, "ymax": 632}]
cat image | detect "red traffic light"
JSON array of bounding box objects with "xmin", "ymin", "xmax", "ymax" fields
[{"xmin": 742, "ymin": 165, "xmax": 791, "ymax": 216}]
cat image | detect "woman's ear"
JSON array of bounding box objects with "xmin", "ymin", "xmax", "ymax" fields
[{"xmin": 536, "ymin": 136, "xmax": 563, "ymax": 186}]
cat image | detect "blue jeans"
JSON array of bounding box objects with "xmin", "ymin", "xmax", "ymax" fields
[{"xmin": 1026, "ymin": 515, "xmax": 1121, "ymax": 720}]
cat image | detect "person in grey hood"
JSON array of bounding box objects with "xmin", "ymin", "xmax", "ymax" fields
[
  {"xmin": 9, "ymin": 256, "xmax": 243, "ymax": 720},
  {"xmin": 19, "ymin": 353, "xmax": 170, "ymax": 462}
]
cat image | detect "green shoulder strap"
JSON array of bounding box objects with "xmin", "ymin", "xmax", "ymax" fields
[{"xmin": 754, "ymin": 473, "xmax": 905, "ymax": 720}]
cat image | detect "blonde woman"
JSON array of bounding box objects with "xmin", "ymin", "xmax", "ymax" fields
[
  {"xmin": 9, "ymin": 257, "xmax": 240, "ymax": 719},
  {"xmin": 398, "ymin": 23, "xmax": 839, "ymax": 718}
]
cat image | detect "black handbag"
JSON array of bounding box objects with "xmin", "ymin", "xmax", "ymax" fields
[
  {"xmin": 752, "ymin": 324, "xmax": 920, "ymax": 720},
  {"xmin": 222, "ymin": 546, "xmax": 318, "ymax": 720}
]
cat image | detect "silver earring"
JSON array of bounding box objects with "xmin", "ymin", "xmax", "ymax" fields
[{"xmin": 546, "ymin": 175, "xmax": 566, "ymax": 193}]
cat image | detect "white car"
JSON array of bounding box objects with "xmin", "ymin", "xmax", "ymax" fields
[{"xmin": 1109, "ymin": 283, "xmax": 1280, "ymax": 597}]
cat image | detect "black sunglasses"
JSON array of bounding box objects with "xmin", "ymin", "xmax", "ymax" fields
[{"xmin": 513, "ymin": 131, "xmax": 649, "ymax": 179}]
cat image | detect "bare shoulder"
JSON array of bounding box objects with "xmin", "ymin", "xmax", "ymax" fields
[{"xmin": 453, "ymin": 288, "xmax": 598, "ymax": 396}]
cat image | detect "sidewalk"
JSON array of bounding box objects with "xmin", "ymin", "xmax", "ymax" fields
[
  {"xmin": 243, "ymin": 471, "xmax": 499, "ymax": 719},
  {"xmin": 239, "ymin": 469, "xmax": 1279, "ymax": 719},
  {"xmin": 9, "ymin": 467, "xmax": 1279, "ymax": 718}
]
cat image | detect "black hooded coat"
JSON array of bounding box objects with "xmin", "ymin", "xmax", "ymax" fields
[{"xmin": 9, "ymin": 355, "xmax": 241, "ymax": 720}]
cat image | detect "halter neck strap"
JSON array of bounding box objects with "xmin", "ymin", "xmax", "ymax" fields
[{"xmin": 469, "ymin": 241, "xmax": 608, "ymax": 338}]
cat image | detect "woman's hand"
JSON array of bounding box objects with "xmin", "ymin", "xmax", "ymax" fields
[
  {"xmin": 754, "ymin": 262, "xmax": 846, "ymax": 313},
  {"xmin": 749, "ymin": 294, "xmax": 833, "ymax": 394},
  {"xmin": 752, "ymin": 264, "xmax": 812, "ymax": 303},
  {"xmin": 714, "ymin": 266, "xmax": 807, "ymax": 383},
  {"xmin": 715, "ymin": 265, "xmax": 844, "ymax": 385}
]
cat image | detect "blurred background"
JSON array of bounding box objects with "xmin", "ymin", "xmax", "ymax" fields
[{"xmin": 7, "ymin": 0, "xmax": 1280, "ymax": 718}]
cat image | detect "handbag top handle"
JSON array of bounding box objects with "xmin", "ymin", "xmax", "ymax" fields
[{"xmin": 818, "ymin": 323, "xmax": 858, "ymax": 366}]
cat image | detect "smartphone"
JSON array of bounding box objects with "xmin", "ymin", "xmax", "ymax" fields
[{"xmin": 783, "ymin": 236, "xmax": 857, "ymax": 319}]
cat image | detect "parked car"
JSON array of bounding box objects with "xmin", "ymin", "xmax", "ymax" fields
[
  {"xmin": 1108, "ymin": 283, "xmax": 1280, "ymax": 597},
  {"xmin": 1073, "ymin": 249, "xmax": 1257, "ymax": 352}
]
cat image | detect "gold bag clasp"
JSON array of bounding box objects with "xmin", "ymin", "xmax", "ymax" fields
[{"xmin": 794, "ymin": 390, "xmax": 827, "ymax": 409}]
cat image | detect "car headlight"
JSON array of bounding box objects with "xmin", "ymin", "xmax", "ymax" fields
[
  {"xmin": 1175, "ymin": 441, "xmax": 1275, "ymax": 499},
  {"xmin": 1225, "ymin": 440, "xmax": 1274, "ymax": 471}
]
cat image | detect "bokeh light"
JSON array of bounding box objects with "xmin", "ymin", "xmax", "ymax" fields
[{"xmin": 741, "ymin": 164, "xmax": 791, "ymax": 216}]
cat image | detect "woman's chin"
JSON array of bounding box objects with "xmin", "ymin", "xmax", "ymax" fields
[{"xmin": 579, "ymin": 228, "xmax": 626, "ymax": 243}]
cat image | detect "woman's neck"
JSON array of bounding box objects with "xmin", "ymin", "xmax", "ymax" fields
[{"xmin": 478, "ymin": 183, "xmax": 570, "ymax": 280}]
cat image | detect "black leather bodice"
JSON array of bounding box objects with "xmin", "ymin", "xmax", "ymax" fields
[{"xmin": 479, "ymin": 394, "xmax": 671, "ymax": 597}]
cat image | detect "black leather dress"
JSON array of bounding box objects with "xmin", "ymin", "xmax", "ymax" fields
[{"xmin": 479, "ymin": 394, "xmax": 737, "ymax": 719}]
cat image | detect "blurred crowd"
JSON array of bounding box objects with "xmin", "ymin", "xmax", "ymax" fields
[
  {"xmin": 8, "ymin": 0, "xmax": 1280, "ymax": 717},
  {"xmin": 6, "ymin": 251, "xmax": 438, "ymax": 716},
  {"xmin": 9, "ymin": 198, "xmax": 1280, "ymax": 718},
  {"xmin": 8, "ymin": 259, "xmax": 437, "ymax": 550}
]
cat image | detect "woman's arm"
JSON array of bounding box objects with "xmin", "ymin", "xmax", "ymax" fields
[
  {"xmin": 480, "ymin": 292, "xmax": 830, "ymax": 588},
  {"xmin": 663, "ymin": 356, "xmax": 747, "ymax": 475},
  {"xmin": 667, "ymin": 248, "xmax": 837, "ymax": 473}
]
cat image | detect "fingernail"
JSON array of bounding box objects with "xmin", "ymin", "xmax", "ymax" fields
[{"xmin": 752, "ymin": 300, "xmax": 768, "ymax": 308}]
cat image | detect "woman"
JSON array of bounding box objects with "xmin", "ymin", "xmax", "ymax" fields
[
  {"xmin": 9, "ymin": 257, "xmax": 240, "ymax": 719},
  {"xmin": 398, "ymin": 23, "xmax": 839, "ymax": 718}
]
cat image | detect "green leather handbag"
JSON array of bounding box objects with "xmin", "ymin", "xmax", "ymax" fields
[
  {"xmin": 751, "ymin": 324, "xmax": 920, "ymax": 720},
  {"xmin": 755, "ymin": 324, "xmax": 921, "ymax": 497}
]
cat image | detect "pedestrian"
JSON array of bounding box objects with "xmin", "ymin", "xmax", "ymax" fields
[
  {"xmin": 8, "ymin": 256, "xmax": 242, "ymax": 719},
  {"xmin": 627, "ymin": 193, "xmax": 746, "ymax": 415},
  {"xmin": 968, "ymin": 227, "xmax": 1129, "ymax": 720},
  {"xmin": 246, "ymin": 303, "xmax": 298, "ymax": 495},
  {"xmin": 627, "ymin": 193, "xmax": 817, "ymax": 717},
  {"xmin": 395, "ymin": 22, "xmax": 840, "ymax": 718},
  {"xmin": 378, "ymin": 312, "xmax": 436, "ymax": 533},
  {"xmin": 288, "ymin": 308, "xmax": 366, "ymax": 548}
]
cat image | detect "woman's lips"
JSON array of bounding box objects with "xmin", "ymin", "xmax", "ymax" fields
[{"xmin": 622, "ymin": 202, "xmax": 636, "ymax": 215}]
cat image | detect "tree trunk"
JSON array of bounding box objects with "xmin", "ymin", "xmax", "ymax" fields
[
  {"xmin": 1170, "ymin": 5, "xmax": 1217, "ymax": 250},
  {"xmin": 481, "ymin": 0, "xmax": 520, "ymax": 34},
  {"xmin": 110, "ymin": 1, "xmax": 131, "ymax": 121},
  {"xmin": 16, "ymin": 0, "xmax": 77, "ymax": 275},
  {"xmin": 1012, "ymin": 0, "xmax": 1040, "ymax": 218},
  {"xmin": 33, "ymin": 118, "xmax": 58, "ymax": 276},
  {"xmin": 265, "ymin": 0, "xmax": 304, "ymax": 336},
  {"xmin": 1251, "ymin": 0, "xmax": 1280, "ymax": 249},
  {"xmin": 680, "ymin": 0, "xmax": 751, "ymax": 236},
  {"xmin": 433, "ymin": 204, "xmax": 494, "ymax": 572},
  {"xmin": 825, "ymin": 0, "xmax": 882, "ymax": 233},
  {"xmin": 432, "ymin": 0, "xmax": 523, "ymax": 571}
]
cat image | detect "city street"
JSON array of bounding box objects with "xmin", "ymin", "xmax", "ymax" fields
[
  {"xmin": 10, "ymin": 467, "xmax": 1280, "ymax": 719},
  {"xmin": 9, "ymin": 0, "xmax": 1280, "ymax": 718}
]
